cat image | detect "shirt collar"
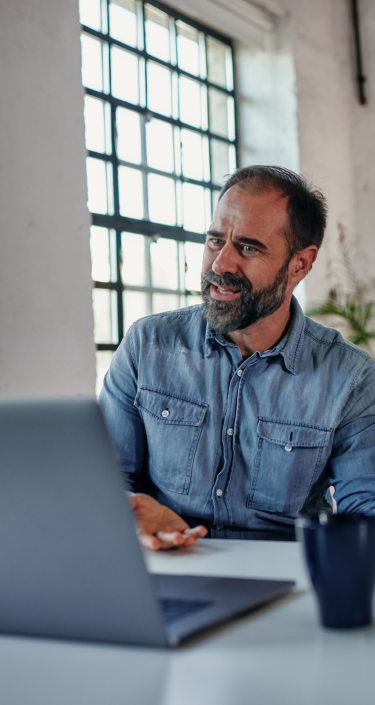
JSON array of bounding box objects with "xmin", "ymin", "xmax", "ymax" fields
[{"xmin": 204, "ymin": 295, "xmax": 305, "ymax": 374}]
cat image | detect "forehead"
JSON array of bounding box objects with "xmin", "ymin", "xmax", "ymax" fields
[{"xmin": 212, "ymin": 185, "xmax": 289, "ymax": 236}]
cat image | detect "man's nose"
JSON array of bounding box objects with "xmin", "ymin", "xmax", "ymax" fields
[{"xmin": 212, "ymin": 244, "xmax": 239, "ymax": 275}]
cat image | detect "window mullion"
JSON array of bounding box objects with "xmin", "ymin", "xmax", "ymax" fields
[
  {"xmin": 116, "ymin": 230, "xmax": 124, "ymax": 341},
  {"xmin": 145, "ymin": 235, "xmax": 152, "ymax": 315}
]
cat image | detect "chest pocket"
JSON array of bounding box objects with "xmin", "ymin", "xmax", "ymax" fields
[
  {"xmin": 134, "ymin": 387, "xmax": 208, "ymax": 495},
  {"xmin": 247, "ymin": 418, "xmax": 331, "ymax": 515}
]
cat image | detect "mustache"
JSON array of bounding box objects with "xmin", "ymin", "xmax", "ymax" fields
[{"xmin": 201, "ymin": 270, "xmax": 252, "ymax": 293}]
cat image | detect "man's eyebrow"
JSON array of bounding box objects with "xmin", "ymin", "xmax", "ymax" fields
[{"xmin": 206, "ymin": 230, "xmax": 268, "ymax": 251}]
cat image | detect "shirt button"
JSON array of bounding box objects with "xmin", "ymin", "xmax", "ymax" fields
[
  {"xmin": 216, "ymin": 489, "xmax": 223, "ymax": 497},
  {"xmin": 284, "ymin": 445, "xmax": 292, "ymax": 452},
  {"xmin": 216, "ymin": 524, "xmax": 223, "ymax": 530},
  {"xmin": 161, "ymin": 409, "xmax": 169, "ymax": 418},
  {"xmin": 237, "ymin": 369, "xmax": 243, "ymax": 377},
  {"xmin": 227, "ymin": 428, "xmax": 233, "ymax": 436}
]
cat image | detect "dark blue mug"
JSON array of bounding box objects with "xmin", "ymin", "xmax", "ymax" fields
[{"xmin": 298, "ymin": 513, "xmax": 375, "ymax": 629}]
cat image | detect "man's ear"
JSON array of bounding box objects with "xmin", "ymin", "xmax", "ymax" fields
[{"xmin": 289, "ymin": 246, "xmax": 318, "ymax": 284}]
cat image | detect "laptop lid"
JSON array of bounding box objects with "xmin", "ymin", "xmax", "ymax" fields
[{"xmin": 0, "ymin": 399, "xmax": 168, "ymax": 647}]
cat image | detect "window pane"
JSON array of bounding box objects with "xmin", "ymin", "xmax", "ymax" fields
[
  {"xmin": 109, "ymin": 0, "xmax": 137, "ymax": 47},
  {"xmin": 145, "ymin": 4, "xmax": 170, "ymax": 63},
  {"xmin": 187, "ymin": 294, "xmax": 202, "ymax": 307},
  {"xmin": 84, "ymin": 96, "xmax": 111, "ymax": 154},
  {"xmin": 95, "ymin": 350, "xmax": 114, "ymax": 397},
  {"xmin": 212, "ymin": 188, "xmax": 220, "ymax": 216},
  {"xmin": 148, "ymin": 174, "xmax": 176, "ymax": 225},
  {"xmin": 206, "ymin": 36, "xmax": 227, "ymax": 88},
  {"xmin": 147, "ymin": 63, "xmax": 172, "ymax": 117},
  {"xmin": 227, "ymin": 96, "xmax": 235, "ymax": 141},
  {"xmin": 106, "ymin": 162, "xmax": 115, "ymax": 214},
  {"xmin": 181, "ymin": 129, "xmax": 204, "ymax": 181},
  {"xmin": 153, "ymin": 294, "xmax": 181, "ymax": 314},
  {"xmin": 229, "ymin": 143, "xmax": 236, "ymax": 173},
  {"xmin": 205, "ymin": 187, "xmax": 212, "ymax": 227},
  {"xmin": 185, "ymin": 241, "xmax": 204, "ymax": 291},
  {"xmin": 121, "ymin": 231, "xmax": 147, "ymax": 285},
  {"xmin": 92, "ymin": 289, "xmax": 118, "ymax": 344},
  {"xmin": 146, "ymin": 119, "xmax": 174, "ymax": 173},
  {"xmin": 201, "ymin": 85, "xmax": 208, "ymax": 131},
  {"xmin": 118, "ymin": 166, "xmax": 144, "ymax": 218},
  {"xmin": 208, "ymin": 88, "xmax": 228, "ymax": 138},
  {"xmin": 203, "ymin": 136, "xmax": 210, "ymax": 181},
  {"xmin": 79, "ymin": 0, "xmax": 101, "ymax": 31},
  {"xmin": 179, "ymin": 76, "xmax": 201, "ymax": 127},
  {"xmin": 123, "ymin": 291, "xmax": 149, "ymax": 332},
  {"xmin": 182, "ymin": 183, "xmax": 205, "ymax": 233},
  {"xmin": 210, "ymin": 139, "xmax": 230, "ymax": 186},
  {"xmin": 81, "ymin": 34, "xmax": 104, "ymax": 92},
  {"xmin": 90, "ymin": 226, "xmax": 117, "ymax": 282},
  {"xmin": 176, "ymin": 21, "xmax": 199, "ymax": 76},
  {"xmin": 176, "ymin": 179, "xmax": 183, "ymax": 225},
  {"xmin": 86, "ymin": 157, "xmax": 113, "ymax": 214},
  {"xmin": 111, "ymin": 47, "xmax": 139, "ymax": 104},
  {"xmin": 116, "ymin": 108, "xmax": 141, "ymax": 164},
  {"xmin": 174, "ymin": 127, "xmax": 181, "ymax": 175},
  {"xmin": 150, "ymin": 238, "xmax": 178, "ymax": 290},
  {"xmin": 226, "ymin": 48, "xmax": 234, "ymax": 91}
]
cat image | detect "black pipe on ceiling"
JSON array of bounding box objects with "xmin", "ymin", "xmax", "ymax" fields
[{"xmin": 351, "ymin": 0, "xmax": 367, "ymax": 104}]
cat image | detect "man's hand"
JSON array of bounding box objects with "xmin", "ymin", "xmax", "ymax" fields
[{"xmin": 129, "ymin": 493, "xmax": 208, "ymax": 550}]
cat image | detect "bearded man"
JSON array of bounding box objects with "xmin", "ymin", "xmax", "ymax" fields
[{"xmin": 99, "ymin": 166, "xmax": 375, "ymax": 549}]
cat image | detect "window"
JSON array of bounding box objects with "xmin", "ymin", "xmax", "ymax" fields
[{"xmin": 79, "ymin": 0, "xmax": 237, "ymax": 393}]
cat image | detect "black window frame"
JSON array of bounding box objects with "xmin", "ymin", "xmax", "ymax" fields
[{"xmin": 81, "ymin": 0, "xmax": 238, "ymax": 352}]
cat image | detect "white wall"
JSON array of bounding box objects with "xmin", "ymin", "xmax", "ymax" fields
[
  {"xmin": 0, "ymin": 0, "xmax": 96, "ymax": 397},
  {"xmin": 171, "ymin": 0, "xmax": 375, "ymax": 306},
  {"xmin": 240, "ymin": 0, "xmax": 375, "ymax": 305},
  {"xmin": 281, "ymin": 0, "xmax": 357, "ymax": 305},
  {"xmin": 347, "ymin": 0, "xmax": 375, "ymax": 279},
  {"xmin": 276, "ymin": 0, "xmax": 375, "ymax": 304}
]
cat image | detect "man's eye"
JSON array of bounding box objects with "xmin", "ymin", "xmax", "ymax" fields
[
  {"xmin": 209, "ymin": 239, "xmax": 222, "ymax": 246},
  {"xmin": 243, "ymin": 245, "xmax": 257, "ymax": 253}
]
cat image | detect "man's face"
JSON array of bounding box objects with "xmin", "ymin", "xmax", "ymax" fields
[{"xmin": 201, "ymin": 185, "xmax": 292, "ymax": 334}]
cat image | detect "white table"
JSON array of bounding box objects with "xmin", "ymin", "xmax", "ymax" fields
[{"xmin": 1, "ymin": 539, "xmax": 375, "ymax": 705}]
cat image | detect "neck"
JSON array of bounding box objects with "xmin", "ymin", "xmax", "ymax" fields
[{"xmin": 225, "ymin": 295, "xmax": 293, "ymax": 359}]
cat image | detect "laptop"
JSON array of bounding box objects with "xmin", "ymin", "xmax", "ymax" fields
[{"xmin": 0, "ymin": 399, "xmax": 295, "ymax": 648}]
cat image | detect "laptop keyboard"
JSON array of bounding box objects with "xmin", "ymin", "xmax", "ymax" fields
[{"xmin": 159, "ymin": 598, "xmax": 214, "ymax": 624}]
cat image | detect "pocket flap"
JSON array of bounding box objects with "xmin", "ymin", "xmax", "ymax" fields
[
  {"xmin": 257, "ymin": 418, "xmax": 330, "ymax": 448},
  {"xmin": 135, "ymin": 387, "xmax": 208, "ymax": 426}
]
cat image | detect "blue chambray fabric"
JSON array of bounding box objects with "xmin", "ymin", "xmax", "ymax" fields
[{"xmin": 99, "ymin": 296, "xmax": 375, "ymax": 540}]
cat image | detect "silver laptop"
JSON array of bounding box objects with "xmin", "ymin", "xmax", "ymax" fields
[{"xmin": 0, "ymin": 399, "xmax": 294, "ymax": 647}]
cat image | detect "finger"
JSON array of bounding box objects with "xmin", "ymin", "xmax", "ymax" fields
[
  {"xmin": 129, "ymin": 493, "xmax": 149, "ymax": 511},
  {"xmin": 183, "ymin": 525, "xmax": 208, "ymax": 538},
  {"xmin": 180, "ymin": 530, "xmax": 205, "ymax": 547},
  {"xmin": 156, "ymin": 531, "xmax": 186, "ymax": 546},
  {"xmin": 138, "ymin": 532, "xmax": 162, "ymax": 551},
  {"xmin": 129, "ymin": 493, "xmax": 141, "ymax": 511}
]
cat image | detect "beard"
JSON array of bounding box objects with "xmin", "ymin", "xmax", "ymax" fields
[{"xmin": 201, "ymin": 259, "xmax": 290, "ymax": 335}]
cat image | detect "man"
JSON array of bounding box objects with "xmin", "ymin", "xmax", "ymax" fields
[{"xmin": 99, "ymin": 166, "xmax": 375, "ymax": 550}]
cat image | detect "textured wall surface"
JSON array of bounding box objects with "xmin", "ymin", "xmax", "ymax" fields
[
  {"xmin": 0, "ymin": 0, "xmax": 96, "ymax": 397},
  {"xmin": 171, "ymin": 0, "xmax": 375, "ymax": 305},
  {"xmin": 279, "ymin": 0, "xmax": 375, "ymax": 302},
  {"xmin": 281, "ymin": 0, "xmax": 357, "ymax": 304},
  {"xmin": 349, "ymin": 0, "xmax": 375, "ymax": 277}
]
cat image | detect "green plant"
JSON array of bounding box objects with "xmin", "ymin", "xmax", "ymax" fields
[{"xmin": 306, "ymin": 226, "xmax": 375, "ymax": 356}]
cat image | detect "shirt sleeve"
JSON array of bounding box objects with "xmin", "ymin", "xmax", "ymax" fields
[
  {"xmin": 330, "ymin": 358, "xmax": 375, "ymax": 514},
  {"xmin": 98, "ymin": 326, "xmax": 146, "ymax": 493}
]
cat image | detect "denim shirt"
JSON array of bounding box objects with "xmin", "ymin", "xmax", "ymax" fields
[{"xmin": 99, "ymin": 296, "xmax": 375, "ymax": 540}]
